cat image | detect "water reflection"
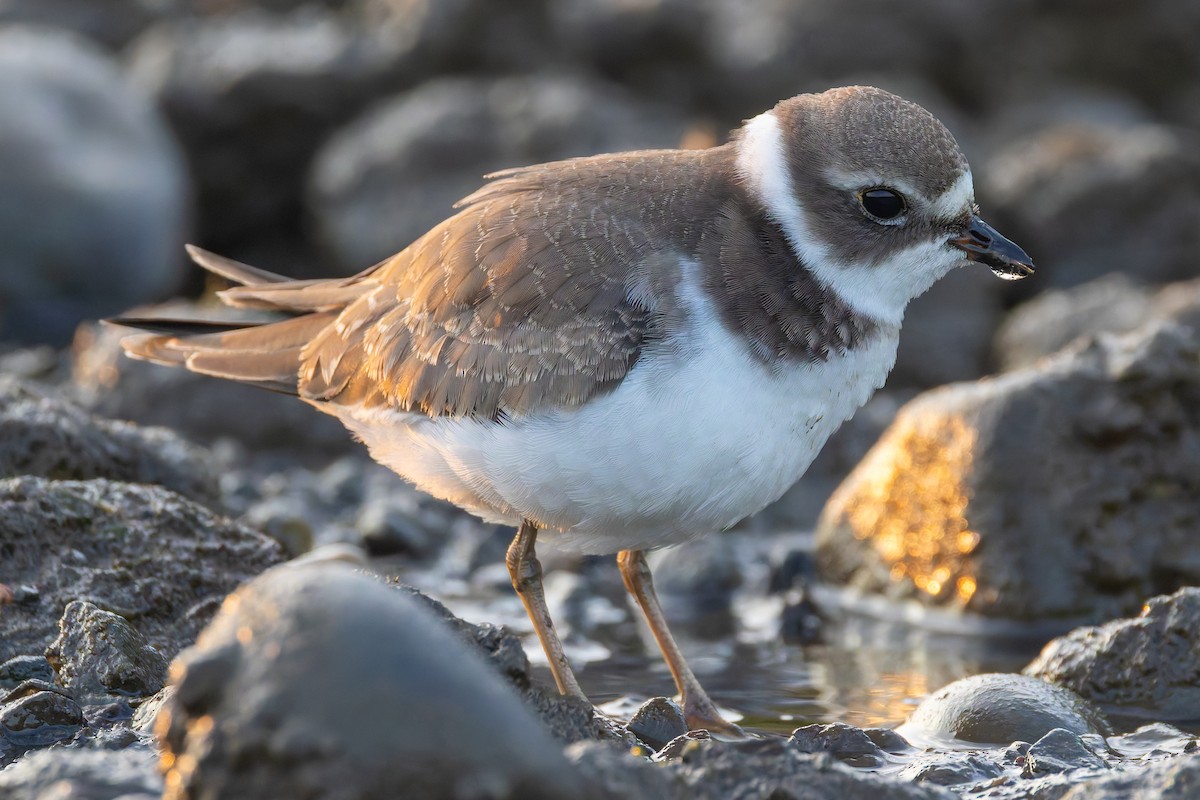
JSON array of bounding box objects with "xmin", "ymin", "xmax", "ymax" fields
[{"xmin": 577, "ymin": 604, "xmax": 1044, "ymax": 736}]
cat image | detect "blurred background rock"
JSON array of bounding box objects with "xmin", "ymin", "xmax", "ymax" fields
[{"xmin": 2, "ymin": 0, "xmax": 1198, "ymax": 565}]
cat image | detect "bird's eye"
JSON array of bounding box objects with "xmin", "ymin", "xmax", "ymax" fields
[{"xmin": 859, "ymin": 188, "xmax": 907, "ymax": 222}]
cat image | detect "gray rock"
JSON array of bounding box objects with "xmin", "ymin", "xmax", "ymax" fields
[
  {"xmin": 981, "ymin": 121, "xmax": 1200, "ymax": 290},
  {"xmin": 816, "ymin": 322, "xmax": 1200, "ymax": 621},
  {"xmin": 121, "ymin": 13, "xmax": 359, "ymax": 270},
  {"xmin": 73, "ymin": 312, "xmax": 354, "ymax": 453},
  {"xmin": 0, "ymin": 744, "xmax": 162, "ymax": 800},
  {"xmin": 355, "ymin": 496, "xmax": 437, "ymax": 558},
  {"xmin": 667, "ymin": 737, "xmax": 954, "ymax": 800},
  {"xmin": 0, "ymin": 657, "xmax": 54, "ymax": 689},
  {"xmin": 898, "ymin": 674, "xmax": 1108, "ymax": 746},
  {"xmin": 627, "ymin": 697, "xmax": 688, "ymax": 751},
  {"xmin": 0, "ymin": 377, "xmax": 219, "ymax": 507},
  {"xmin": 566, "ymin": 740, "xmax": 686, "ymax": 800},
  {"xmin": 0, "ymin": 477, "xmax": 283, "ymax": 664},
  {"xmin": 0, "ymin": 25, "xmax": 188, "ymax": 345},
  {"xmin": 546, "ymin": 0, "xmax": 707, "ymax": 106},
  {"xmin": 1023, "ymin": 728, "xmax": 1109, "ymax": 776},
  {"xmin": 309, "ymin": 73, "xmax": 689, "ymax": 268},
  {"xmin": 789, "ymin": 722, "xmax": 888, "ymax": 768},
  {"xmin": 158, "ymin": 562, "xmax": 583, "ymax": 799},
  {"xmin": 1058, "ymin": 753, "xmax": 1200, "ymax": 800},
  {"xmin": 996, "ymin": 275, "xmax": 1200, "ymax": 373},
  {"xmin": 696, "ymin": 0, "xmax": 991, "ymax": 122},
  {"xmin": 902, "ymin": 753, "xmax": 1008, "ymax": 786},
  {"xmin": 1026, "ymin": 588, "xmax": 1200, "ymax": 720},
  {"xmin": 239, "ymin": 496, "xmax": 315, "ymax": 557},
  {"xmin": 45, "ymin": 600, "xmax": 169, "ymax": 703},
  {"xmin": 652, "ymin": 535, "xmax": 742, "ymax": 620},
  {"xmin": 0, "ymin": 682, "xmax": 85, "ymax": 756},
  {"xmin": 892, "ymin": 267, "xmax": 1006, "ymax": 389},
  {"xmin": 391, "ymin": 583, "xmax": 631, "ymax": 746},
  {"xmin": 0, "ymin": 0, "xmax": 164, "ymax": 49},
  {"xmin": 899, "ymin": 752, "xmax": 1005, "ymax": 787}
]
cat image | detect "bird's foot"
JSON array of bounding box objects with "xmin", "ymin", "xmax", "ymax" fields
[{"xmin": 683, "ymin": 695, "xmax": 746, "ymax": 739}]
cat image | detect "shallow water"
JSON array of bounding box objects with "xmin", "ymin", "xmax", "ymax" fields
[
  {"xmin": 580, "ymin": 610, "xmax": 1045, "ymax": 736},
  {"xmin": 387, "ymin": 529, "xmax": 1074, "ymax": 737}
]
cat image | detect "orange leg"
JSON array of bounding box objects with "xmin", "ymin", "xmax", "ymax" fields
[
  {"xmin": 506, "ymin": 519, "xmax": 583, "ymax": 698},
  {"xmin": 617, "ymin": 549, "xmax": 743, "ymax": 736}
]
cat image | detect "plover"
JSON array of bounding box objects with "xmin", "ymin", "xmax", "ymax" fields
[{"xmin": 113, "ymin": 86, "xmax": 1033, "ymax": 734}]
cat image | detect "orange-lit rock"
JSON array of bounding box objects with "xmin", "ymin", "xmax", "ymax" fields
[{"xmin": 816, "ymin": 321, "xmax": 1200, "ymax": 621}]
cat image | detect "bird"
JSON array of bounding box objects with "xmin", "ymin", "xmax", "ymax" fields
[{"xmin": 111, "ymin": 85, "xmax": 1034, "ymax": 735}]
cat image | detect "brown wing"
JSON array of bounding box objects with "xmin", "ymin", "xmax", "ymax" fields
[
  {"xmin": 113, "ymin": 148, "xmax": 728, "ymax": 419},
  {"xmin": 300, "ymin": 149, "xmax": 720, "ymax": 419}
]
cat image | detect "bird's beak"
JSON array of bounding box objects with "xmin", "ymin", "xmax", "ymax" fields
[{"xmin": 950, "ymin": 215, "xmax": 1035, "ymax": 280}]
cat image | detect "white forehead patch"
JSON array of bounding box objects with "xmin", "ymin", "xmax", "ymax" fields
[{"xmin": 928, "ymin": 170, "xmax": 975, "ymax": 220}]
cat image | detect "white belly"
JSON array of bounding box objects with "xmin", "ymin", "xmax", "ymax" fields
[{"xmin": 328, "ymin": 266, "xmax": 899, "ymax": 554}]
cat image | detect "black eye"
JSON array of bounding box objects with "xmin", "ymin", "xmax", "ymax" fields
[{"xmin": 860, "ymin": 188, "xmax": 907, "ymax": 221}]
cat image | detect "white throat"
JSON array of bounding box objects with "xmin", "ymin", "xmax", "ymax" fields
[{"xmin": 735, "ymin": 111, "xmax": 972, "ymax": 327}]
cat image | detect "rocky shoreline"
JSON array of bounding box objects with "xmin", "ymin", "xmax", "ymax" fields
[
  {"xmin": 2, "ymin": 332, "xmax": 1200, "ymax": 798},
  {"xmin": 3, "ymin": 0, "xmax": 1199, "ymax": 796}
]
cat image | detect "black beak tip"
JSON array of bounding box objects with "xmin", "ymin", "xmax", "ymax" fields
[{"xmin": 953, "ymin": 215, "xmax": 1035, "ymax": 281}]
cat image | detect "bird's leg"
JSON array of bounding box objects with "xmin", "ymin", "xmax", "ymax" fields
[
  {"xmin": 506, "ymin": 519, "xmax": 584, "ymax": 698},
  {"xmin": 617, "ymin": 549, "xmax": 744, "ymax": 736}
]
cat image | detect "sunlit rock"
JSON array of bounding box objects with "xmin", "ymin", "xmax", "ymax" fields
[{"xmin": 816, "ymin": 321, "xmax": 1200, "ymax": 621}]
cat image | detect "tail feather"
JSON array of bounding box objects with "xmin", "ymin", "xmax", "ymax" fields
[
  {"xmin": 185, "ymin": 244, "xmax": 288, "ymax": 286},
  {"xmin": 184, "ymin": 347, "xmax": 307, "ymax": 395},
  {"xmin": 110, "ymin": 246, "xmax": 384, "ymax": 396},
  {"xmin": 217, "ymin": 281, "xmax": 369, "ymax": 312}
]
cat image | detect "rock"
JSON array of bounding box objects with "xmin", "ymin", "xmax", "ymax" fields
[
  {"xmin": 0, "ymin": 377, "xmax": 219, "ymax": 507},
  {"xmin": 0, "ymin": 25, "xmax": 187, "ymax": 345},
  {"xmin": 788, "ymin": 722, "xmax": 889, "ymax": 768},
  {"xmin": 1023, "ymin": 728, "xmax": 1109, "ymax": 776},
  {"xmin": 995, "ymin": 275, "xmax": 1200, "ymax": 372},
  {"xmin": 777, "ymin": 588, "xmax": 824, "ymax": 646},
  {"xmin": 45, "ymin": 600, "xmax": 169, "ymax": 703},
  {"xmin": 0, "ymin": 657, "xmax": 54, "ymax": 689},
  {"xmin": 566, "ymin": 740, "xmax": 686, "ymax": 800},
  {"xmin": 123, "ymin": 5, "xmax": 418, "ymax": 268},
  {"xmin": 355, "ymin": 496, "xmax": 436, "ymax": 558},
  {"xmin": 892, "ymin": 268, "xmax": 1006, "ymax": 389},
  {"xmin": 666, "ymin": 737, "xmax": 953, "ymax": 800},
  {"xmin": 0, "ymin": 744, "xmax": 162, "ymax": 800},
  {"xmin": 0, "ymin": 0, "xmax": 165, "ymax": 50},
  {"xmin": 898, "ymin": 674, "xmax": 1108, "ymax": 746},
  {"xmin": 1057, "ymin": 753, "xmax": 1200, "ymax": 800},
  {"xmin": 1025, "ymin": 588, "xmax": 1200, "ymax": 720},
  {"xmin": 1110, "ymin": 723, "xmax": 1199, "ymax": 760},
  {"xmin": 546, "ymin": 0, "xmax": 707, "ymax": 107},
  {"xmin": 158, "ymin": 562, "xmax": 583, "ymax": 800},
  {"xmin": 981, "ymin": 121, "xmax": 1200, "ymax": 290},
  {"xmin": 239, "ymin": 497, "xmax": 316, "ymax": 557},
  {"xmin": 309, "ymin": 73, "xmax": 689, "ymax": 268},
  {"xmin": 0, "ymin": 682, "xmax": 86, "ymax": 757},
  {"xmin": 696, "ymin": 0, "xmax": 990, "ymax": 122},
  {"xmin": 627, "ymin": 697, "xmax": 688, "ymax": 751},
  {"xmin": 391, "ymin": 583, "xmax": 630, "ymax": 746},
  {"xmin": 899, "ymin": 752, "xmax": 1005, "ymax": 787},
  {"xmin": 72, "ymin": 312, "xmax": 354, "ymax": 453},
  {"xmin": 651, "ymin": 535, "xmax": 742, "ymax": 620},
  {"xmin": 816, "ymin": 322, "xmax": 1200, "ymax": 621},
  {"xmin": 0, "ymin": 477, "xmax": 284, "ymax": 664}
]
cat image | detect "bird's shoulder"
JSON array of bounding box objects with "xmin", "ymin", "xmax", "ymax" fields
[{"xmin": 300, "ymin": 146, "xmax": 738, "ymax": 420}]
